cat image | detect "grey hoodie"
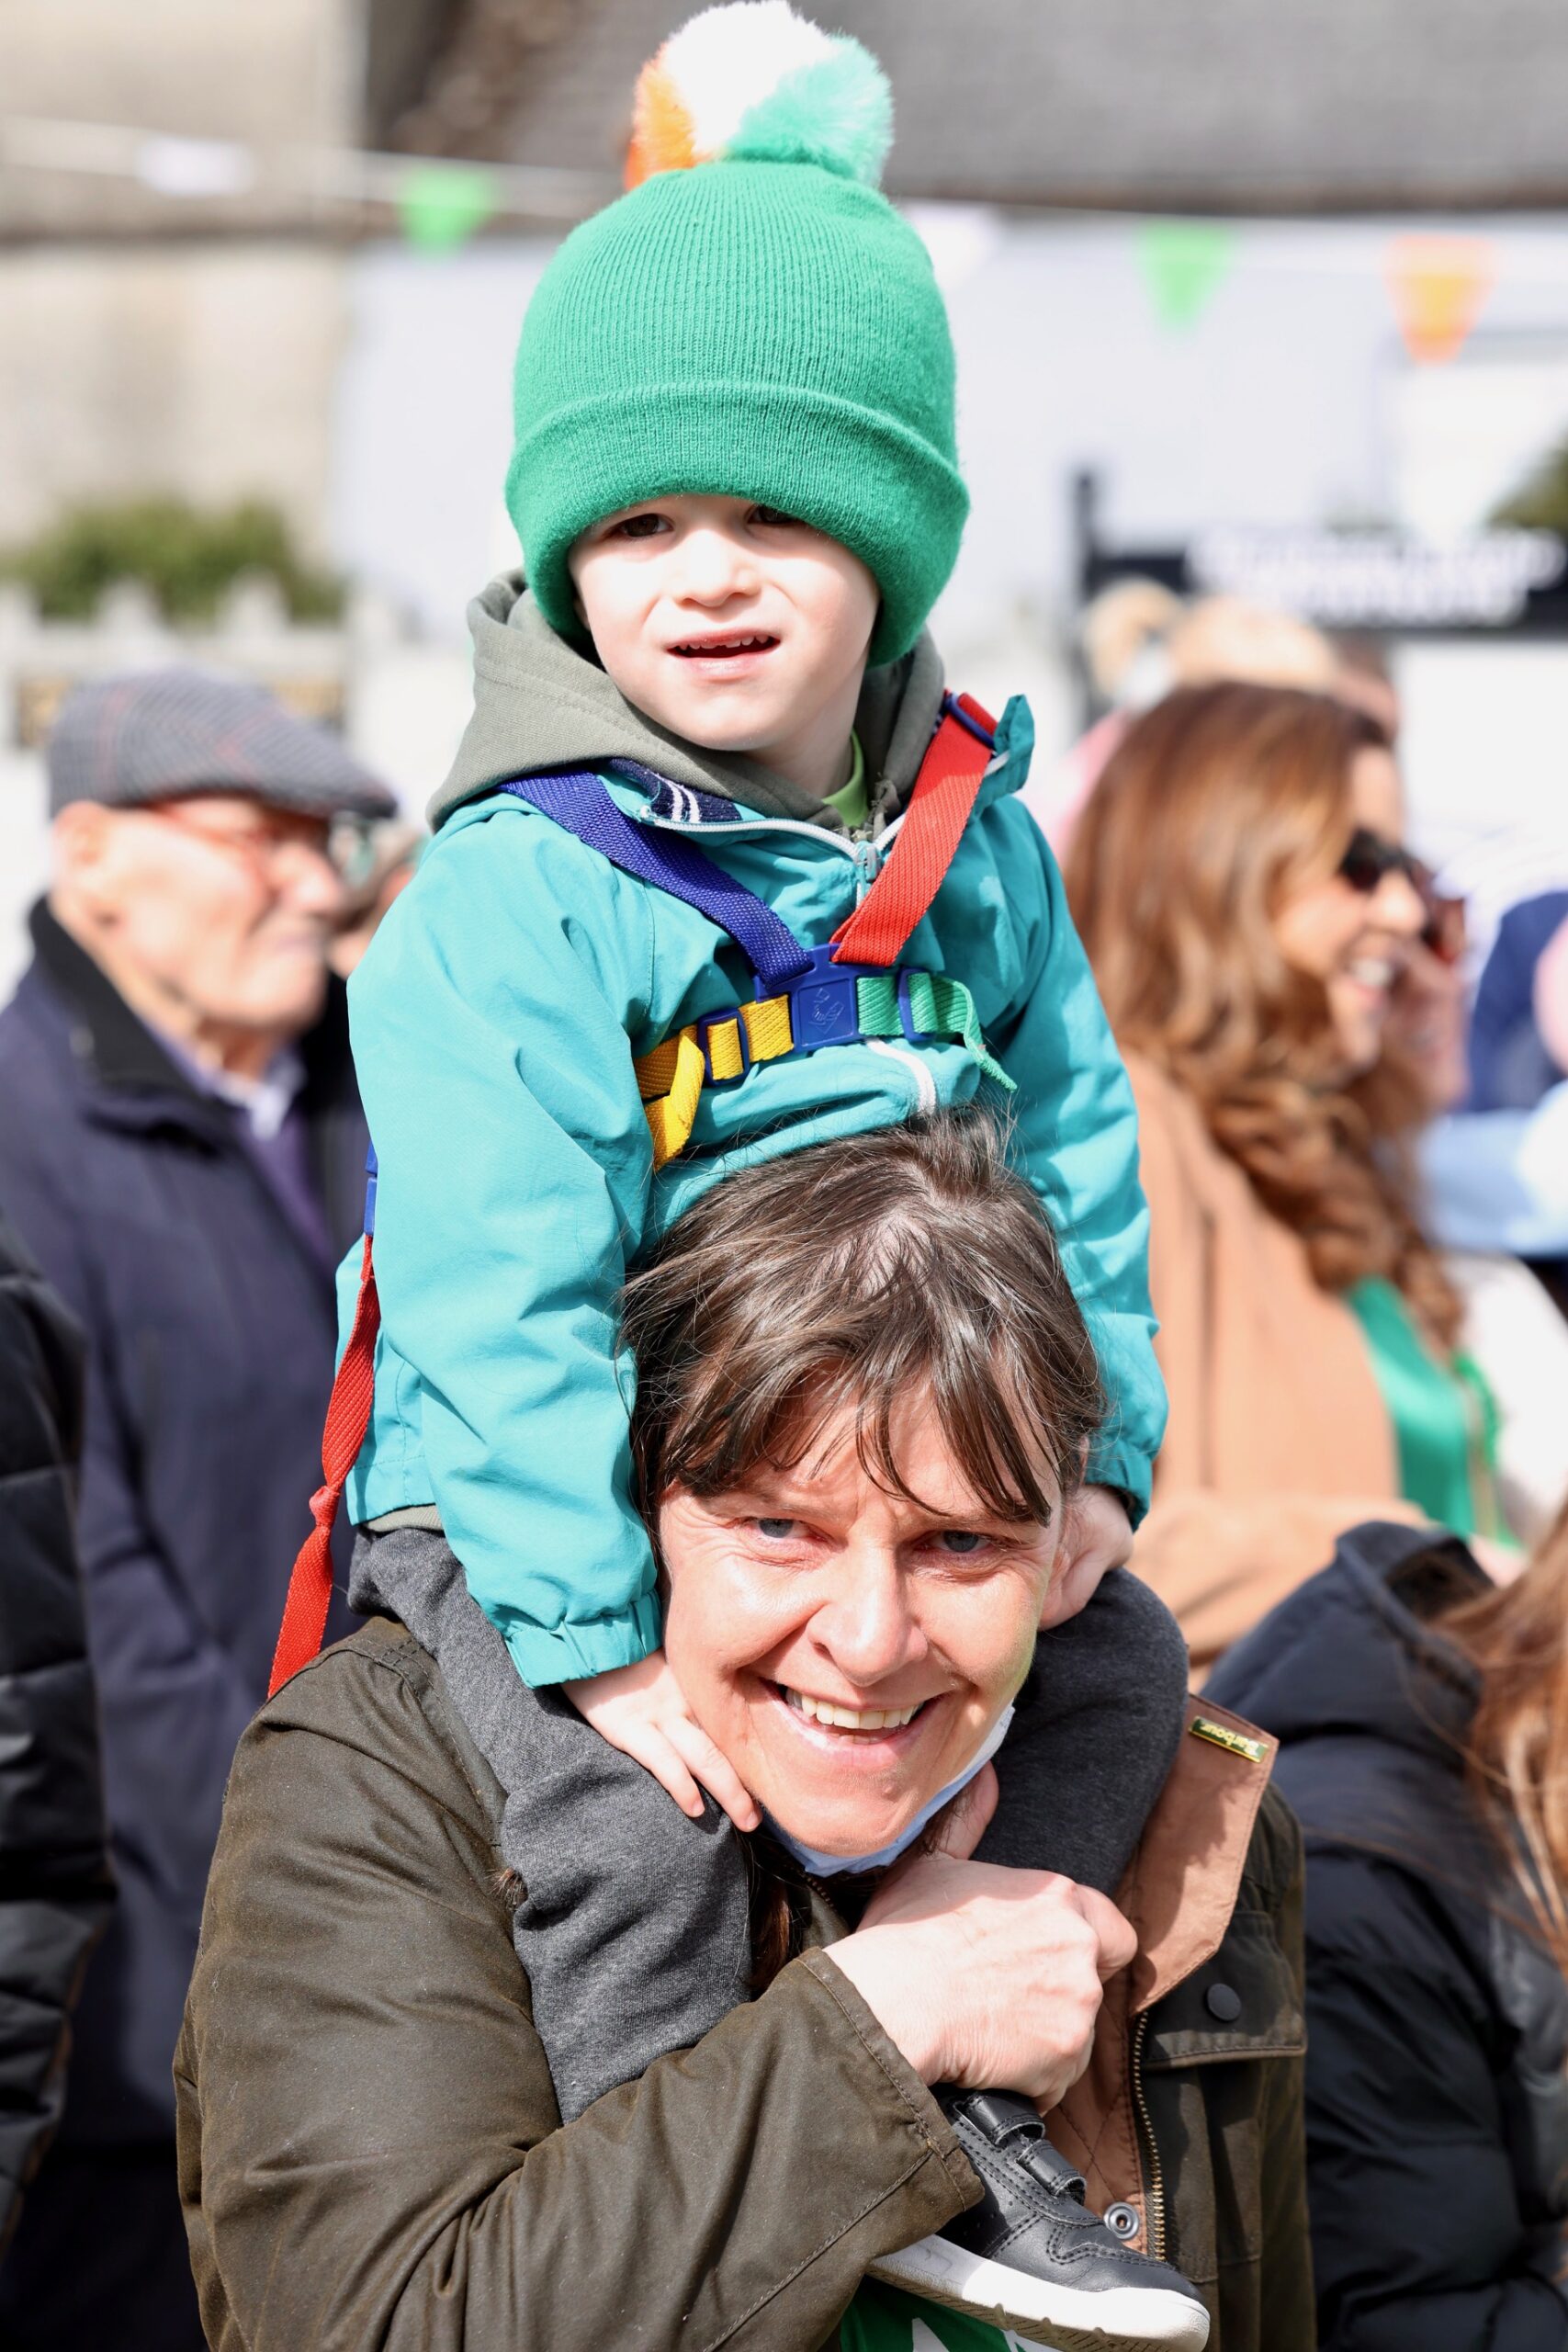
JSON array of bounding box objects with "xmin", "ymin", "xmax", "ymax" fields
[{"xmin": 429, "ymin": 572, "xmax": 947, "ymax": 833}]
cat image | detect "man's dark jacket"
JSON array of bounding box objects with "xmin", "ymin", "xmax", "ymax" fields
[
  {"xmin": 0, "ymin": 1211, "xmax": 112, "ymax": 2248},
  {"xmin": 1210, "ymin": 1521, "xmax": 1568, "ymax": 2352},
  {"xmin": 0, "ymin": 903, "xmax": 365, "ymax": 2143}
]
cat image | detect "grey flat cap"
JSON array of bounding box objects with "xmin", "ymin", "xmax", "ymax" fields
[{"xmin": 47, "ymin": 668, "xmax": 397, "ymax": 822}]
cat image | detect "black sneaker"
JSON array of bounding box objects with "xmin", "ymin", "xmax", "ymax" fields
[{"xmin": 870, "ymin": 2088, "xmax": 1211, "ymax": 2352}]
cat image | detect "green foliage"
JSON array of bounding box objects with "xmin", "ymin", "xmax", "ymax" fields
[
  {"xmin": 1491, "ymin": 442, "xmax": 1568, "ymax": 535},
  {"xmin": 0, "ymin": 498, "xmax": 344, "ymax": 623}
]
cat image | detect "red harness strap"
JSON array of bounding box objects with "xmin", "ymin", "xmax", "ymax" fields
[
  {"xmin": 267, "ymin": 1233, "xmax": 381, "ymax": 1696},
  {"xmin": 267, "ymin": 691, "xmax": 999, "ymax": 1695},
  {"xmin": 830, "ymin": 693, "xmax": 996, "ymax": 967}
]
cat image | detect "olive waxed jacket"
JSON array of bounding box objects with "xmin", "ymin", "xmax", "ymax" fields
[{"xmin": 175, "ymin": 1619, "xmax": 1311, "ymax": 2352}]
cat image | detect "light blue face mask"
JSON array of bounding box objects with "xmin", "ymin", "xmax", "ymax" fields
[{"xmin": 763, "ymin": 1702, "xmax": 1015, "ymax": 1879}]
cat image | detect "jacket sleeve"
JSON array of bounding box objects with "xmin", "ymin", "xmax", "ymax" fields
[
  {"xmin": 349, "ymin": 806, "xmax": 668, "ymax": 1686},
  {"xmin": 1302, "ymin": 1846, "xmax": 1568, "ymax": 2352},
  {"xmin": 0, "ymin": 1216, "xmax": 113, "ymax": 2253},
  {"xmin": 985, "ymin": 803, "xmax": 1166, "ymax": 1517},
  {"xmin": 178, "ymin": 1645, "xmax": 976, "ymax": 2352},
  {"xmin": 0, "ymin": 1136, "xmax": 261, "ymax": 1891},
  {"xmin": 1419, "ymin": 1087, "xmax": 1568, "ymax": 1257}
]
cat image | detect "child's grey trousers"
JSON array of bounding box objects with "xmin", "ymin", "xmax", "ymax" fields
[{"xmin": 349, "ymin": 1525, "xmax": 1190, "ymax": 2124}]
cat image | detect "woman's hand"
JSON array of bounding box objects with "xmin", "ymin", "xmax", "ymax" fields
[
  {"xmin": 563, "ymin": 1650, "xmax": 761, "ymax": 1831},
  {"xmin": 824, "ymin": 1763, "xmax": 1136, "ymax": 2106}
]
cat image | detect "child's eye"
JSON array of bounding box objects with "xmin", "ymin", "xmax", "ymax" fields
[
  {"xmin": 750, "ymin": 504, "xmax": 803, "ymax": 528},
  {"xmin": 754, "ymin": 1517, "xmax": 799, "ymax": 1541},
  {"xmin": 611, "ymin": 511, "xmax": 671, "ymax": 539}
]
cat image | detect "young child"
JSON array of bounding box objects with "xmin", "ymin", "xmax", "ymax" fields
[{"xmin": 283, "ymin": 8, "xmax": 1204, "ymax": 2346}]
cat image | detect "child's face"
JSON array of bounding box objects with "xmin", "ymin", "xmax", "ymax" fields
[{"xmin": 568, "ymin": 495, "xmax": 879, "ymax": 786}]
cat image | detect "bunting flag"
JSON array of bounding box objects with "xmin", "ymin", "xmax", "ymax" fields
[
  {"xmin": 1138, "ymin": 220, "xmax": 1235, "ymax": 332},
  {"xmin": 397, "ymin": 162, "xmax": 498, "ymax": 253},
  {"xmin": 1387, "ymin": 235, "xmax": 1495, "ymax": 365}
]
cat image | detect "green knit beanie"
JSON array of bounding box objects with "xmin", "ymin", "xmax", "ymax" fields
[{"xmin": 505, "ymin": 2, "xmax": 967, "ymax": 666}]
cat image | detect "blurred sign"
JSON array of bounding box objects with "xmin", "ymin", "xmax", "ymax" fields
[
  {"xmin": 1188, "ymin": 526, "xmax": 1565, "ymax": 627},
  {"xmin": 1073, "ymin": 471, "xmax": 1568, "ymax": 635}
]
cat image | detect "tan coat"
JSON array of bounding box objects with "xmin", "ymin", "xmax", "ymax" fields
[{"xmin": 1125, "ymin": 1051, "xmax": 1424, "ymax": 1674}]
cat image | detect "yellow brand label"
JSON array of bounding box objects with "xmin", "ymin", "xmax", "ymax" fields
[{"xmin": 1190, "ymin": 1715, "xmax": 1269, "ymax": 1764}]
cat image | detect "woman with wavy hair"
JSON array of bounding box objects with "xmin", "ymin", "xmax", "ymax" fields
[
  {"xmin": 1209, "ymin": 1498, "xmax": 1568, "ymax": 2345},
  {"xmin": 1065, "ymin": 679, "xmax": 1510, "ymax": 1670}
]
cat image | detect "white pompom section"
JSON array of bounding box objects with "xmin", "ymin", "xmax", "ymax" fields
[{"xmin": 660, "ymin": 1, "xmax": 836, "ymax": 161}]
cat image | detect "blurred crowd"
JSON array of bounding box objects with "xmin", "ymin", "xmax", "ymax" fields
[{"xmin": 2, "ymin": 610, "xmax": 1567, "ymax": 2348}]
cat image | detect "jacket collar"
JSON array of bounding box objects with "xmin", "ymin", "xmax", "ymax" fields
[
  {"xmin": 25, "ymin": 898, "xmax": 238, "ymax": 1142},
  {"xmin": 25, "ymin": 898, "xmax": 355, "ymax": 1155},
  {"xmin": 1123, "ymin": 1697, "xmax": 1277, "ymax": 2013}
]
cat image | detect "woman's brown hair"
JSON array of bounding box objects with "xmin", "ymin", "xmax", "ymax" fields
[
  {"xmin": 1445, "ymin": 1501, "xmax": 1568, "ymax": 1973},
  {"xmin": 1065, "ymin": 679, "xmax": 1459, "ymax": 1345},
  {"xmin": 621, "ymin": 1108, "xmax": 1104, "ymax": 1530}
]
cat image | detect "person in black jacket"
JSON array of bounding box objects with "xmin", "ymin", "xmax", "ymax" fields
[
  {"xmin": 1209, "ymin": 1516, "xmax": 1568, "ymax": 2350},
  {"xmin": 0, "ymin": 1213, "xmax": 113, "ymax": 2259},
  {"xmin": 0, "ymin": 670, "xmax": 394, "ymax": 2352}
]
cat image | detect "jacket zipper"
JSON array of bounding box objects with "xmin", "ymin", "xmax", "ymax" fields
[
  {"xmin": 634, "ymin": 805, "xmax": 906, "ymax": 861},
  {"xmin": 1130, "ymin": 2011, "xmax": 1167, "ymax": 2261}
]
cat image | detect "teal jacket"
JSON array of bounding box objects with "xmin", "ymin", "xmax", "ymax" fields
[{"xmin": 344, "ymin": 581, "xmax": 1164, "ymax": 1687}]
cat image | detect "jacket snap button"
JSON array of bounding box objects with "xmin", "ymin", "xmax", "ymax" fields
[
  {"xmin": 1205, "ymin": 1982, "xmax": 1242, "ymax": 2023},
  {"xmin": 1105, "ymin": 2203, "xmax": 1140, "ymax": 2240}
]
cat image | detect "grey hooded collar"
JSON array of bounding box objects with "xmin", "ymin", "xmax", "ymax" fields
[{"xmin": 428, "ymin": 573, "xmax": 946, "ymax": 835}]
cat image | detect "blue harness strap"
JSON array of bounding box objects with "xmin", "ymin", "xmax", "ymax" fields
[{"xmin": 500, "ymin": 770, "xmax": 812, "ymax": 990}]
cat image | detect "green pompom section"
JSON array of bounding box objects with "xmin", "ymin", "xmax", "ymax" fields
[{"xmin": 725, "ymin": 38, "xmax": 891, "ymax": 185}]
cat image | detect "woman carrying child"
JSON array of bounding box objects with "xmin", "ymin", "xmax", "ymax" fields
[{"xmin": 181, "ymin": 1114, "xmax": 1312, "ymax": 2351}]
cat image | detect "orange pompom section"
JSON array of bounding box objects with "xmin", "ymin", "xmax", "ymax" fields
[{"xmin": 626, "ymin": 56, "xmax": 698, "ymax": 188}]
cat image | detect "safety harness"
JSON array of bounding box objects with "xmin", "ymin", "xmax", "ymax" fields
[{"xmin": 268, "ymin": 691, "xmax": 1004, "ymax": 1695}]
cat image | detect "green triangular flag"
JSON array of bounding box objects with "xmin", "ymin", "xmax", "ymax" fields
[
  {"xmin": 399, "ymin": 164, "xmax": 497, "ymax": 254},
  {"xmin": 1138, "ymin": 220, "xmax": 1235, "ymax": 332}
]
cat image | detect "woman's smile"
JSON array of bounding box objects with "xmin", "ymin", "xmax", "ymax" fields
[{"xmin": 764, "ymin": 1675, "xmax": 948, "ymax": 1770}]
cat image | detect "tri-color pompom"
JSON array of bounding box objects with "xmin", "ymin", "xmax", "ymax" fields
[{"xmin": 626, "ymin": 1, "xmax": 893, "ymax": 189}]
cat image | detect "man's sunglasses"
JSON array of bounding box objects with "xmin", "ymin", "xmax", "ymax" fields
[{"xmin": 1338, "ymin": 827, "xmax": 1466, "ymax": 966}]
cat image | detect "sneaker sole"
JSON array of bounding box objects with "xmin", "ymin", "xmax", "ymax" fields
[{"xmin": 868, "ymin": 2241, "xmax": 1211, "ymax": 2352}]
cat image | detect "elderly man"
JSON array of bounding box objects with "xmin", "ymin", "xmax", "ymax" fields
[{"xmin": 0, "ymin": 670, "xmax": 395, "ymax": 2352}]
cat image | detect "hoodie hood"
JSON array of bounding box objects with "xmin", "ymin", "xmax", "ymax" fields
[
  {"xmin": 1205, "ymin": 1519, "xmax": 1486, "ymax": 1771},
  {"xmin": 429, "ymin": 572, "xmax": 946, "ymax": 833}
]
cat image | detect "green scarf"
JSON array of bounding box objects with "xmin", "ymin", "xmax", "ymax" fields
[{"xmin": 1346, "ymin": 1276, "xmax": 1506, "ymax": 1540}]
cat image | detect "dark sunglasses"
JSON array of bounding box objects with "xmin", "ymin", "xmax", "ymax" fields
[{"xmin": 1337, "ymin": 828, "xmax": 1466, "ymax": 966}]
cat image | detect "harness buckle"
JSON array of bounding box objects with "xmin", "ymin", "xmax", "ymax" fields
[
  {"xmin": 696, "ymin": 1005, "xmax": 751, "ymax": 1083},
  {"xmin": 784, "ymin": 943, "xmax": 877, "ymax": 1054}
]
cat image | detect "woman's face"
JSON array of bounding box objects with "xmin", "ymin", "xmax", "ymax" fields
[
  {"xmin": 1271, "ymin": 745, "xmax": 1427, "ymax": 1075},
  {"xmin": 659, "ymin": 1386, "xmax": 1061, "ymax": 1860}
]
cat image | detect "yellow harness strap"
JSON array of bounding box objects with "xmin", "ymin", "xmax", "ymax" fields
[{"xmin": 636, "ymin": 993, "xmax": 795, "ymax": 1169}]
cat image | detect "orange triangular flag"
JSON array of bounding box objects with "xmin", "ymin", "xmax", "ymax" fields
[{"xmin": 1388, "ymin": 235, "xmax": 1494, "ymax": 366}]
